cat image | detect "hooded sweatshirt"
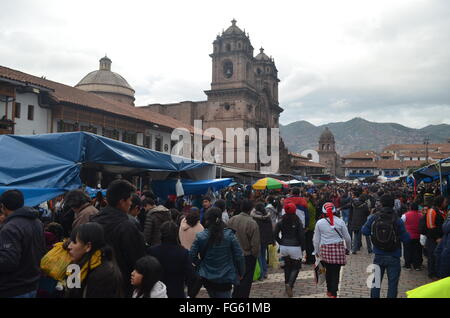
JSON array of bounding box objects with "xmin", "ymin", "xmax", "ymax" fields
[
  {"xmin": 0, "ymin": 207, "xmax": 46, "ymax": 297},
  {"xmin": 132, "ymin": 281, "xmax": 168, "ymax": 298},
  {"xmin": 90, "ymin": 205, "xmax": 146, "ymax": 296}
]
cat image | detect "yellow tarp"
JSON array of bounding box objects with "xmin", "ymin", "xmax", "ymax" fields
[{"xmin": 406, "ymin": 277, "xmax": 450, "ymax": 298}]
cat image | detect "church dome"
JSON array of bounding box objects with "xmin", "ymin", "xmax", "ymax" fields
[
  {"xmin": 75, "ymin": 56, "xmax": 135, "ymax": 105},
  {"xmin": 255, "ymin": 48, "xmax": 270, "ymax": 61},
  {"xmin": 224, "ymin": 19, "xmax": 245, "ymax": 35},
  {"xmin": 319, "ymin": 127, "xmax": 335, "ymax": 142}
]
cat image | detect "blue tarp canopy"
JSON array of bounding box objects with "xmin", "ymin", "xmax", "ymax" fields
[
  {"xmin": 0, "ymin": 132, "xmax": 215, "ymax": 205},
  {"xmin": 85, "ymin": 186, "xmax": 107, "ymax": 198},
  {"xmin": 152, "ymin": 178, "xmax": 233, "ymax": 199},
  {"xmin": 412, "ymin": 157, "xmax": 450, "ymax": 183},
  {"xmin": 0, "ymin": 187, "xmax": 66, "ymax": 207}
]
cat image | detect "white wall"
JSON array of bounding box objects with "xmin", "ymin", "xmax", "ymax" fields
[{"xmin": 14, "ymin": 92, "xmax": 50, "ymax": 135}]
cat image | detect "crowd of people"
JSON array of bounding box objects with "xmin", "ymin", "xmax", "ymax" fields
[{"xmin": 0, "ymin": 178, "xmax": 449, "ymax": 298}]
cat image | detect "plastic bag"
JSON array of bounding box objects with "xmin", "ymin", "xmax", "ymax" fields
[
  {"xmin": 268, "ymin": 244, "xmax": 279, "ymax": 269},
  {"xmin": 40, "ymin": 241, "xmax": 72, "ymax": 281},
  {"xmin": 253, "ymin": 259, "xmax": 261, "ymax": 281},
  {"xmin": 314, "ymin": 257, "xmax": 326, "ymax": 285}
]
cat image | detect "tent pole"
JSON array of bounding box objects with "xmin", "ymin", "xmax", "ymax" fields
[{"xmin": 439, "ymin": 162, "xmax": 443, "ymax": 195}]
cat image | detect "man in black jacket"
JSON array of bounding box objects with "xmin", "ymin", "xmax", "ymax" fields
[
  {"xmin": 349, "ymin": 190, "xmax": 372, "ymax": 254},
  {"xmin": 91, "ymin": 180, "xmax": 146, "ymax": 297},
  {"xmin": 0, "ymin": 190, "xmax": 46, "ymax": 298}
]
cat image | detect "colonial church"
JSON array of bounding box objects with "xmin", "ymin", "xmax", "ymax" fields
[
  {"xmin": 318, "ymin": 127, "xmax": 343, "ymax": 177},
  {"xmin": 143, "ymin": 19, "xmax": 288, "ymax": 171}
]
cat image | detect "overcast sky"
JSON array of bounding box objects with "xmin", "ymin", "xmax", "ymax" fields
[{"xmin": 1, "ymin": 0, "xmax": 449, "ymax": 129}]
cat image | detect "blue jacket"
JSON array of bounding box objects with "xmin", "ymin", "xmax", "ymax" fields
[
  {"xmin": 189, "ymin": 228, "xmax": 245, "ymax": 284},
  {"xmin": 435, "ymin": 217, "xmax": 450, "ymax": 278},
  {"xmin": 362, "ymin": 208, "xmax": 410, "ymax": 258}
]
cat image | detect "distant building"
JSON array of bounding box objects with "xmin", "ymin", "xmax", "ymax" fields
[
  {"xmin": 317, "ymin": 127, "xmax": 343, "ymax": 177},
  {"xmin": 341, "ymin": 142, "xmax": 450, "ymax": 179},
  {"xmin": 289, "ymin": 152, "xmax": 326, "ymax": 177}
]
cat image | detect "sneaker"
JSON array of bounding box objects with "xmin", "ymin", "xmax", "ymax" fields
[
  {"xmin": 403, "ymin": 265, "xmax": 411, "ymax": 270},
  {"xmin": 351, "ymin": 251, "xmax": 357, "ymax": 255},
  {"xmin": 414, "ymin": 267, "xmax": 423, "ymax": 271},
  {"xmin": 285, "ymin": 284, "xmax": 293, "ymax": 298},
  {"xmin": 326, "ymin": 292, "xmax": 336, "ymax": 298}
]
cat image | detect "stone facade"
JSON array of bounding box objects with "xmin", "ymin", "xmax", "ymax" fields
[
  {"xmin": 318, "ymin": 127, "xmax": 343, "ymax": 177},
  {"xmin": 143, "ymin": 20, "xmax": 287, "ymax": 172}
]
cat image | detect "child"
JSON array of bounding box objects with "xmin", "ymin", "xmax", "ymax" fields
[{"xmin": 131, "ymin": 256, "xmax": 168, "ymax": 298}]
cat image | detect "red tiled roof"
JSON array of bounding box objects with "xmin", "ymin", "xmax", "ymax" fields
[
  {"xmin": 289, "ymin": 152, "xmax": 309, "ymax": 160},
  {"xmin": 342, "ymin": 161, "xmax": 378, "ymax": 168},
  {"xmin": 0, "ymin": 65, "xmax": 196, "ymax": 134},
  {"xmin": 342, "ymin": 150, "xmax": 377, "ymax": 159},
  {"xmin": 292, "ymin": 161, "xmax": 326, "ymax": 168},
  {"xmin": 383, "ymin": 144, "xmax": 448, "ymax": 152}
]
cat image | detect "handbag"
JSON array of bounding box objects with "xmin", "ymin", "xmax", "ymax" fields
[
  {"xmin": 314, "ymin": 256, "xmax": 326, "ymax": 285},
  {"xmin": 187, "ymin": 235, "xmax": 214, "ymax": 298}
]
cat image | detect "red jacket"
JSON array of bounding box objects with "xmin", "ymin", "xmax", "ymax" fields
[{"xmin": 402, "ymin": 210, "xmax": 422, "ymax": 240}]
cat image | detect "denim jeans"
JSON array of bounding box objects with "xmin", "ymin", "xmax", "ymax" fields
[
  {"xmin": 370, "ymin": 254, "xmax": 401, "ymax": 298},
  {"xmin": 258, "ymin": 244, "xmax": 268, "ymax": 279},
  {"xmin": 206, "ymin": 288, "xmax": 232, "ymax": 298},
  {"xmin": 11, "ymin": 290, "xmax": 37, "ymax": 298},
  {"xmin": 352, "ymin": 230, "xmax": 373, "ymax": 253},
  {"xmin": 232, "ymin": 255, "xmax": 256, "ymax": 298},
  {"xmin": 342, "ymin": 209, "xmax": 350, "ymax": 225}
]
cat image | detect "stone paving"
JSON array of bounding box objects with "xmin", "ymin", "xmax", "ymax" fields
[{"xmin": 198, "ymin": 241, "xmax": 433, "ymax": 298}]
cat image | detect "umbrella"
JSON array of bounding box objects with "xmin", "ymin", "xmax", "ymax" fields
[{"xmin": 252, "ymin": 177, "xmax": 288, "ymax": 190}]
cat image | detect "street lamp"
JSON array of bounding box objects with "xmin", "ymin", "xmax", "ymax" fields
[{"xmin": 423, "ymin": 137, "xmax": 429, "ymax": 163}]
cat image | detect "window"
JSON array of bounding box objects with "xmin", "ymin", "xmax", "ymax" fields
[
  {"xmin": 103, "ymin": 129, "xmax": 119, "ymax": 140},
  {"xmin": 28, "ymin": 105, "xmax": 34, "ymax": 120},
  {"xmin": 144, "ymin": 135, "xmax": 152, "ymax": 148},
  {"xmin": 155, "ymin": 136, "xmax": 162, "ymax": 152},
  {"xmin": 123, "ymin": 132, "xmax": 137, "ymax": 145},
  {"xmin": 225, "ymin": 43, "xmax": 231, "ymax": 51},
  {"xmin": 15, "ymin": 103, "xmax": 21, "ymax": 118}
]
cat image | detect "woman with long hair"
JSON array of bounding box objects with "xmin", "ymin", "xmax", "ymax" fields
[
  {"xmin": 131, "ymin": 256, "xmax": 167, "ymax": 298},
  {"xmin": 274, "ymin": 203, "xmax": 305, "ymax": 297},
  {"xmin": 66, "ymin": 222, "xmax": 123, "ymax": 298},
  {"xmin": 189, "ymin": 207, "xmax": 245, "ymax": 298}
]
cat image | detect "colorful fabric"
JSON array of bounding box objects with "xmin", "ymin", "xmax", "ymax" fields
[
  {"xmin": 320, "ymin": 241, "xmax": 346, "ymax": 265},
  {"xmin": 252, "ymin": 177, "xmax": 288, "ymax": 190}
]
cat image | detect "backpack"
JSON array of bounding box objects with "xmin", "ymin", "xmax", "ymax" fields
[
  {"xmin": 371, "ymin": 212, "xmax": 399, "ymax": 252},
  {"xmin": 418, "ymin": 214, "xmax": 428, "ymax": 236}
]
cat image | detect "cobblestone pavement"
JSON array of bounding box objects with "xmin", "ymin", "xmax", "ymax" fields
[{"xmin": 198, "ymin": 241, "xmax": 433, "ymax": 298}]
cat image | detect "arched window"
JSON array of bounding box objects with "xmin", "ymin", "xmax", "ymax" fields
[{"xmin": 226, "ymin": 43, "xmax": 231, "ymax": 51}]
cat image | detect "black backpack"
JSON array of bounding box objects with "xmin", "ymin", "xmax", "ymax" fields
[{"xmin": 371, "ymin": 212, "xmax": 399, "ymax": 252}]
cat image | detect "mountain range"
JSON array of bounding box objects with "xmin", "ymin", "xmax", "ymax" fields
[{"xmin": 280, "ymin": 117, "xmax": 450, "ymax": 156}]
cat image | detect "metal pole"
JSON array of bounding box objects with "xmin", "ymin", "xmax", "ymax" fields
[{"xmin": 439, "ymin": 161, "xmax": 443, "ymax": 195}]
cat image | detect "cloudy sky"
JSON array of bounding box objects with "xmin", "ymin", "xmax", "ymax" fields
[{"xmin": 1, "ymin": 0, "xmax": 449, "ymax": 128}]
